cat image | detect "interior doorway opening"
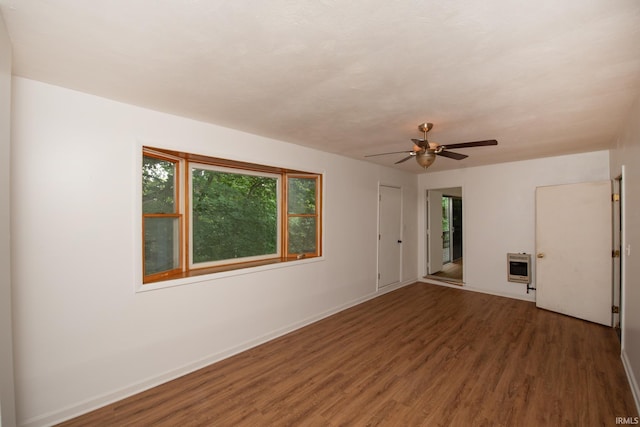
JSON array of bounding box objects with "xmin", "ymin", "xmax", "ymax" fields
[{"xmin": 425, "ymin": 187, "xmax": 463, "ymax": 284}]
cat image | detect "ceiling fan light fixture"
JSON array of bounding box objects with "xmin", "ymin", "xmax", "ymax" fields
[{"xmin": 416, "ymin": 151, "xmax": 436, "ymax": 168}]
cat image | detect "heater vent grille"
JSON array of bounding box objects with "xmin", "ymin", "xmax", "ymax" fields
[{"xmin": 507, "ymin": 253, "xmax": 531, "ymax": 284}]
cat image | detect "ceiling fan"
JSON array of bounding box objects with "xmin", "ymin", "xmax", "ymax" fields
[{"xmin": 366, "ymin": 122, "xmax": 498, "ymax": 169}]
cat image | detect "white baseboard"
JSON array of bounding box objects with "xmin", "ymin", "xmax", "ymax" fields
[
  {"xmin": 30, "ymin": 279, "xmax": 417, "ymax": 427},
  {"xmin": 622, "ymin": 348, "xmax": 640, "ymax": 414}
]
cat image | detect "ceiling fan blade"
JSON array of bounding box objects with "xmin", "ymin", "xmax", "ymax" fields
[
  {"xmin": 411, "ymin": 138, "xmax": 428, "ymax": 148},
  {"xmin": 437, "ymin": 150, "xmax": 468, "ymax": 160},
  {"xmin": 441, "ymin": 140, "xmax": 498, "ymax": 149},
  {"xmin": 365, "ymin": 150, "xmax": 412, "ymax": 158},
  {"xmin": 395, "ymin": 155, "xmax": 415, "ymax": 164}
]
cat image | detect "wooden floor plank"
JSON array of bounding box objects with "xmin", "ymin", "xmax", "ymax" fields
[{"xmin": 57, "ymin": 283, "xmax": 637, "ymax": 426}]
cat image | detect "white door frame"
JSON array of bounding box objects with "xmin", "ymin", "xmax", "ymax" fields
[
  {"xmin": 426, "ymin": 189, "xmax": 444, "ymax": 274},
  {"xmin": 613, "ymin": 174, "xmax": 622, "ymax": 335},
  {"xmin": 619, "ymin": 165, "xmax": 628, "ymax": 349}
]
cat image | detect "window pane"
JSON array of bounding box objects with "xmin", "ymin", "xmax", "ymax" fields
[
  {"xmin": 144, "ymin": 217, "xmax": 179, "ymax": 275},
  {"xmin": 288, "ymin": 217, "xmax": 317, "ymax": 254},
  {"xmin": 143, "ymin": 155, "xmax": 176, "ymax": 214},
  {"xmin": 288, "ymin": 177, "xmax": 316, "ymax": 214},
  {"xmin": 192, "ymin": 168, "xmax": 278, "ymax": 264}
]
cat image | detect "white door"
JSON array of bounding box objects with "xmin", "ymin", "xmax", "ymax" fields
[
  {"xmin": 378, "ymin": 185, "xmax": 402, "ymax": 288},
  {"xmin": 427, "ymin": 190, "xmax": 443, "ymax": 274},
  {"xmin": 535, "ymin": 181, "xmax": 612, "ymax": 326}
]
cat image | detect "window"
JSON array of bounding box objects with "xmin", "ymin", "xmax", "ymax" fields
[
  {"xmin": 143, "ymin": 153, "xmax": 182, "ymax": 280},
  {"xmin": 142, "ymin": 147, "xmax": 322, "ymax": 283},
  {"xmin": 287, "ymin": 176, "xmax": 320, "ymax": 256},
  {"xmin": 190, "ymin": 164, "xmax": 280, "ymax": 267}
]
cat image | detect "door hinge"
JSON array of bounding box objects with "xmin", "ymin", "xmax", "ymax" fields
[
  {"xmin": 612, "ymin": 193, "xmax": 620, "ymax": 202},
  {"xmin": 378, "ymin": 273, "xmax": 381, "ymax": 280},
  {"xmin": 612, "ymin": 249, "xmax": 621, "ymax": 258},
  {"xmin": 612, "ymin": 305, "xmax": 619, "ymax": 314}
]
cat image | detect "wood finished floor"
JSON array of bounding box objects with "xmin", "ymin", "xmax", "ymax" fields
[{"xmin": 58, "ymin": 283, "xmax": 637, "ymax": 426}]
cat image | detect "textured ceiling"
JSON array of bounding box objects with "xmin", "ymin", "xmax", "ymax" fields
[{"xmin": 2, "ymin": 0, "xmax": 640, "ymax": 172}]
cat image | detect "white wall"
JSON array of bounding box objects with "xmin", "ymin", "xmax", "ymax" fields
[
  {"xmin": 418, "ymin": 151, "xmax": 610, "ymax": 301},
  {"xmin": 10, "ymin": 78, "xmax": 418, "ymax": 426},
  {"xmin": 610, "ymin": 93, "xmax": 640, "ymax": 411},
  {"xmin": 0, "ymin": 11, "xmax": 16, "ymax": 427}
]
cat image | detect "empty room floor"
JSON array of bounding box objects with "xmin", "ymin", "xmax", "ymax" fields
[{"xmin": 59, "ymin": 283, "xmax": 637, "ymax": 426}]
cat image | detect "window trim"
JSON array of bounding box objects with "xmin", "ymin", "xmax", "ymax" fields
[{"xmin": 142, "ymin": 146, "xmax": 323, "ymax": 285}]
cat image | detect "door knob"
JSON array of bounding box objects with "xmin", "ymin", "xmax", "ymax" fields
[
  {"xmin": 397, "ymin": 240, "xmax": 403, "ymax": 243},
  {"xmin": 537, "ymin": 253, "xmax": 545, "ymax": 259}
]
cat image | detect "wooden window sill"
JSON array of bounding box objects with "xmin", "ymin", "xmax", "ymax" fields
[{"xmin": 142, "ymin": 255, "xmax": 319, "ymax": 285}]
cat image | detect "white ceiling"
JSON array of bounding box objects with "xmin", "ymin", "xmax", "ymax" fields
[{"xmin": 2, "ymin": 0, "xmax": 640, "ymax": 172}]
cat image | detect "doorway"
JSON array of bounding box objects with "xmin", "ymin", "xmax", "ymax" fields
[{"xmin": 426, "ymin": 187, "xmax": 463, "ymax": 284}]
